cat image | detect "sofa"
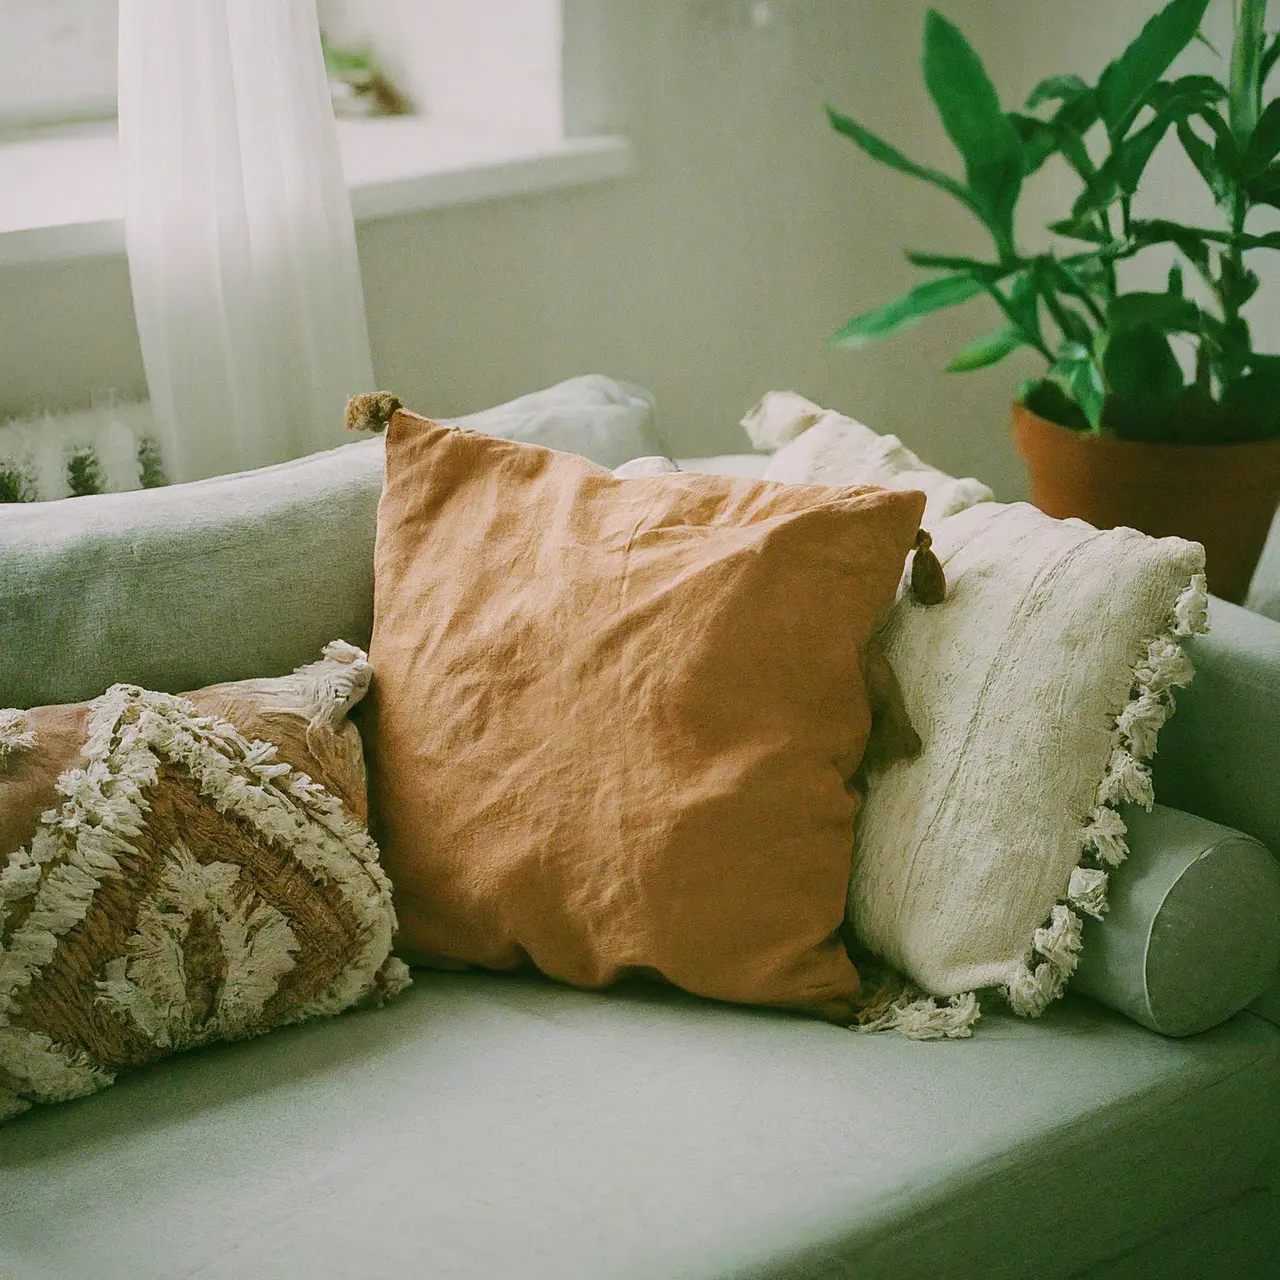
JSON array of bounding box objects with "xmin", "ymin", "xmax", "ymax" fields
[{"xmin": 2, "ymin": 387, "xmax": 1279, "ymax": 1280}]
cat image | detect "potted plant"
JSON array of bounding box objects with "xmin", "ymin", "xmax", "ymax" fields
[{"xmin": 826, "ymin": 0, "xmax": 1280, "ymax": 602}]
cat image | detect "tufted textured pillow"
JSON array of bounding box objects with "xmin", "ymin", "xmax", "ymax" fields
[{"xmin": 0, "ymin": 642, "xmax": 408, "ymax": 1121}]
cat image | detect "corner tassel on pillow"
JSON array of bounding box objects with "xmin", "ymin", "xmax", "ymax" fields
[
  {"xmin": 910, "ymin": 529, "xmax": 947, "ymax": 605},
  {"xmin": 345, "ymin": 392, "xmax": 403, "ymax": 435},
  {"xmin": 855, "ymin": 991, "xmax": 980, "ymax": 1040},
  {"xmin": 0, "ymin": 710, "xmax": 36, "ymax": 760}
]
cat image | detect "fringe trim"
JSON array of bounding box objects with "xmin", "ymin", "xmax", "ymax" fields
[
  {"xmin": 309, "ymin": 639, "xmax": 373, "ymax": 733},
  {"xmin": 363, "ymin": 956, "xmax": 413, "ymax": 1008},
  {"xmin": 855, "ymin": 991, "xmax": 981, "ymax": 1040},
  {"xmin": 1001, "ymin": 571, "xmax": 1208, "ymax": 1017},
  {"xmin": 0, "ymin": 710, "xmax": 36, "ymax": 760},
  {"xmin": 92, "ymin": 682, "xmax": 402, "ymax": 1021},
  {"xmin": 0, "ymin": 669, "xmax": 407, "ymax": 1108}
]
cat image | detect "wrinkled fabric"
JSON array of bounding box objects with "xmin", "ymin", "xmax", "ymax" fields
[{"xmin": 367, "ymin": 414, "xmax": 924, "ymax": 1019}]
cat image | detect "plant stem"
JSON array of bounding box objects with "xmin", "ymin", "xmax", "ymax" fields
[
  {"xmin": 983, "ymin": 283, "xmax": 1054, "ymax": 362},
  {"xmin": 1037, "ymin": 282, "xmax": 1084, "ymax": 348},
  {"xmin": 1048, "ymin": 258, "xmax": 1107, "ymax": 326},
  {"xmin": 1220, "ymin": 189, "xmax": 1250, "ymax": 386}
]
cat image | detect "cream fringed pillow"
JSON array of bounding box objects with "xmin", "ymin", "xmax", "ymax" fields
[
  {"xmin": 0, "ymin": 642, "xmax": 409, "ymax": 1121},
  {"xmin": 850, "ymin": 503, "xmax": 1206, "ymax": 1033},
  {"xmin": 741, "ymin": 393, "xmax": 1208, "ymax": 1037}
]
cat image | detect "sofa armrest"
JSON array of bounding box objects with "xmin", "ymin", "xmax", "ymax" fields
[{"xmin": 1153, "ymin": 595, "xmax": 1280, "ymax": 854}]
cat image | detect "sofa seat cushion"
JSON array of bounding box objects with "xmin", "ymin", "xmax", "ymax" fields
[{"xmin": 3, "ymin": 974, "xmax": 1277, "ymax": 1280}]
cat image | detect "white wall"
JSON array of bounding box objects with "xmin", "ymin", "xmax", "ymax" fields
[{"xmin": 2, "ymin": 0, "xmax": 1216, "ymax": 501}]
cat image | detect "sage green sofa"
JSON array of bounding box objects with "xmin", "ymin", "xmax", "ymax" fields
[{"xmin": 2, "ymin": 431, "xmax": 1278, "ymax": 1280}]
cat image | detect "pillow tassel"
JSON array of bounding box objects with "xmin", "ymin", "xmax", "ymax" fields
[
  {"xmin": 0, "ymin": 709, "xmax": 36, "ymax": 760},
  {"xmin": 854, "ymin": 991, "xmax": 980, "ymax": 1041},
  {"xmin": 345, "ymin": 392, "xmax": 402, "ymax": 435},
  {"xmin": 910, "ymin": 529, "xmax": 947, "ymax": 605}
]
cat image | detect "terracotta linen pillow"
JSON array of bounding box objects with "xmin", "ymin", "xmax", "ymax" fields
[
  {"xmin": 0, "ymin": 642, "xmax": 408, "ymax": 1121},
  {"xmin": 364, "ymin": 410, "xmax": 926, "ymax": 1020}
]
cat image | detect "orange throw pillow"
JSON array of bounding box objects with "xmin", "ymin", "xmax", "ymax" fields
[{"xmin": 366, "ymin": 412, "xmax": 924, "ymax": 1021}]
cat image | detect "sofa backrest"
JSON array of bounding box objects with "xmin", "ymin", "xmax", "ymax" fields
[{"xmin": 1, "ymin": 437, "xmax": 384, "ymax": 710}]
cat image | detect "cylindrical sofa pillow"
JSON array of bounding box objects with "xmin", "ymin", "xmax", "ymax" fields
[{"xmin": 1073, "ymin": 804, "xmax": 1280, "ymax": 1036}]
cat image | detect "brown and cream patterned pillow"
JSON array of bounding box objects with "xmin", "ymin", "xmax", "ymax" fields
[{"xmin": 0, "ymin": 641, "xmax": 409, "ymax": 1121}]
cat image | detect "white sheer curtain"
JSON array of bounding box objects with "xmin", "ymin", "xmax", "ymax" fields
[{"xmin": 118, "ymin": 0, "xmax": 374, "ymax": 482}]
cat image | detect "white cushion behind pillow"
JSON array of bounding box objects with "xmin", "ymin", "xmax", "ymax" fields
[
  {"xmin": 450, "ymin": 374, "xmax": 665, "ymax": 470},
  {"xmin": 742, "ymin": 391, "xmax": 993, "ymax": 526}
]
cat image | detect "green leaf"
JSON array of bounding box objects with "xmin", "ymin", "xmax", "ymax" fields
[
  {"xmin": 1053, "ymin": 344, "xmax": 1106, "ymax": 429},
  {"xmin": 1116, "ymin": 114, "xmax": 1179, "ymax": 192},
  {"xmin": 828, "ymin": 274, "xmax": 985, "ymax": 348},
  {"xmin": 1021, "ymin": 377, "xmax": 1092, "ymax": 432},
  {"xmin": 1096, "ymin": 0, "xmax": 1211, "ymax": 136},
  {"xmin": 1055, "ymin": 305, "xmax": 1095, "ymax": 347},
  {"xmin": 1049, "ymin": 217, "xmax": 1111, "ymax": 244},
  {"xmin": 1145, "ymin": 74, "xmax": 1226, "ymax": 113},
  {"xmin": 1034, "ymin": 263, "xmax": 1095, "ymax": 347},
  {"xmin": 1223, "ymin": 356, "xmax": 1280, "ymax": 429},
  {"xmin": 1075, "ymin": 112, "xmax": 1176, "ymax": 216},
  {"xmin": 1222, "ymin": 357, "xmax": 1280, "ymax": 440},
  {"xmin": 1220, "ymin": 253, "xmax": 1261, "ymax": 306},
  {"xmin": 1229, "ymin": 0, "xmax": 1267, "ymax": 143},
  {"xmin": 903, "ymin": 250, "xmax": 1010, "ymax": 279},
  {"xmin": 1007, "ymin": 272, "xmax": 1045, "ymax": 347},
  {"xmin": 1103, "ymin": 325, "xmax": 1184, "ymax": 405},
  {"xmin": 825, "ymin": 105, "xmax": 974, "ymax": 209},
  {"xmin": 1009, "ymin": 110, "xmax": 1097, "ymax": 180},
  {"xmin": 1073, "ymin": 80, "xmax": 1219, "ymax": 219},
  {"xmin": 1192, "ymin": 103, "xmax": 1244, "ymax": 179},
  {"xmin": 1109, "ymin": 291, "xmax": 1202, "ymax": 334},
  {"xmin": 947, "ymin": 326, "xmax": 1024, "ymax": 372},
  {"xmin": 1220, "ymin": 315, "xmax": 1254, "ymax": 382},
  {"xmin": 1025, "ymin": 74, "xmax": 1091, "ymax": 110},
  {"xmin": 1007, "ymin": 112, "xmax": 1058, "ymax": 174},
  {"xmin": 1246, "ymin": 162, "xmax": 1280, "ymax": 207},
  {"xmin": 1168, "ymin": 261, "xmax": 1184, "ymax": 296},
  {"xmin": 1262, "ymin": 32, "xmax": 1280, "ymax": 87},
  {"xmin": 1176, "ymin": 118, "xmax": 1231, "ymax": 202},
  {"xmin": 1242, "ymin": 97, "xmax": 1280, "ymax": 177},
  {"xmin": 1194, "ymin": 103, "xmax": 1241, "ymax": 153},
  {"xmin": 1133, "ymin": 216, "xmax": 1280, "ymax": 252},
  {"xmin": 921, "ymin": 9, "xmax": 1024, "ymax": 248}
]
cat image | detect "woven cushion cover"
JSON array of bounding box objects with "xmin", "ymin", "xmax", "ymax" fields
[
  {"xmin": 0, "ymin": 644, "xmax": 406, "ymax": 1119},
  {"xmin": 2, "ymin": 973, "xmax": 1277, "ymax": 1280}
]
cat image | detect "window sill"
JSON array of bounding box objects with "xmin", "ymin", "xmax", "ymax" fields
[{"xmin": 0, "ymin": 117, "xmax": 632, "ymax": 268}]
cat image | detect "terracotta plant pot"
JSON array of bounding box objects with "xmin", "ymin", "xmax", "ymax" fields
[{"xmin": 1011, "ymin": 403, "xmax": 1280, "ymax": 604}]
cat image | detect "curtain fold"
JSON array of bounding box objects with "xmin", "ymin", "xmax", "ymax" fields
[{"xmin": 118, "ymin": 0, "xmax": 374, "ymax": 482}]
